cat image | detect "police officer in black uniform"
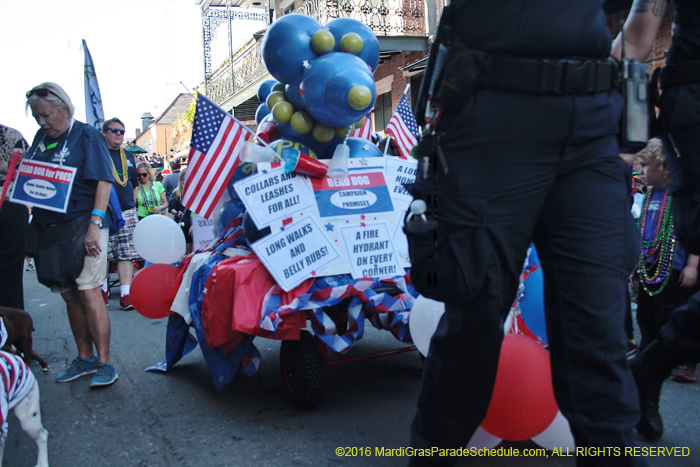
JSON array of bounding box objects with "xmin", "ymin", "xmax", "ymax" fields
[
  {"xmin": 613, "ymin": 0, "xmax": 700, "ymax": 442},
  {"xmin": 407, "ymin": 2, "xmax": 645, "ymax": 466}
]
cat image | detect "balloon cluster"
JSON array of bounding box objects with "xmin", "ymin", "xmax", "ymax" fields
[{"xmin": 256, "ymin": 15, "xmax": 380, "ymax": 159}]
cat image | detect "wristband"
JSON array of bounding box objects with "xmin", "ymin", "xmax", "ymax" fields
[{"xmin": 91, "ymin": 209, "xmax": 105, "ymax": 219}]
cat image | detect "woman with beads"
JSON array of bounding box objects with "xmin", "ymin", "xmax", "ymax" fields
[
  {"xmin": 636, "ymin": 138, "xmax": 700, "ymax": 383},
  {"xmin": 135, "ymin": 161, "xmax": 168, "ymax": 220}
]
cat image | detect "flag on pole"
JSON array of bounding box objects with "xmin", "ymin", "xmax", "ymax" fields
[
  {"xmin": 351, "ymin": 114, "xmax": 372, "ymax": 140},
  {"xmin": 83, "ymin": 39, "xmax": 105, "ymax": 131},
  {"xmin": 182, "ymin": 94, "xmax": 248, "ymax": 219},
  {"xmin": 385, "ymin": 94, "xmax": 419, "ymax": 159}
]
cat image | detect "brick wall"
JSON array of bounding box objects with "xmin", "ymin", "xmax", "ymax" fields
[{"xmin": 374, "ymin": 50, "xmax": 426, "ymax": 115}]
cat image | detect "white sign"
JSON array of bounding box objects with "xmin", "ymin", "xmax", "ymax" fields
[
  {"xmin": 393, "ymin": 209, "xmax": 409, "ymax": 258},
  {"xmin": 385, "ymin": 157, "xmax": 417, "ymax": 204},
  {"xmin": 233, "ymin": 166, "xmax": 315, "ymax": 229},
  {"xmin": 251, "ymin": 217, "xmax": 340, "ymax": 292},
  {"xmin": 340, "ymin": 223, "xmax": 404, "ymax": 279},
  {"xmin": 191, "ymin": 214, "xmax": 216, "ymax": 251}
]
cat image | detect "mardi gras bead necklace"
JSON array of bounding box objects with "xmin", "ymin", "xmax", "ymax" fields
[
  {"xmin": 112, "ymin": 148, "xmax": 128, "ymax": 187},
  {"xmin": 638, "ymin": 187, "xmax": 676, "ymax": 296}
]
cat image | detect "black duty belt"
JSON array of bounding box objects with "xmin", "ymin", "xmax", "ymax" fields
[
  {"xmin": 660, "ymin": 60, "xmax": 700, "ymax": 89},
  {"xmin": 479, "ymin": 57, "xmax": 618, "ymax": 95}
]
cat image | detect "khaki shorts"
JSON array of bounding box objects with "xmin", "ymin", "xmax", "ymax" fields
[{"xmin": 51, "ymin": 227, "xmax": 109, "ymax": 294}]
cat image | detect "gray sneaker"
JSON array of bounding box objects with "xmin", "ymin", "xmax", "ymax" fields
[
  {"xmin": 90, "ymin": 363, "xmax": 119, "ymax": 388},
  {"xmin": 56, "ymin": 356, "xmax": 98, "ymax": 383}
]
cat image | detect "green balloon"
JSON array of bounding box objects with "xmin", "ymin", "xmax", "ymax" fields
[
  {"xmin": 272, "ymin": 101, "xmax": 294, "ymax": 125},
  {"xmin": 265, "ymin": 91, "xmax": 286, "ymax": 111},
  {"xmin": 310, "ymin": 30, "xmax": 336, "ymax": 55},
  {"xmin": 290, "ymin": 110, "xmax": 314, "ymax": 134},
  {"xmin": 271, "ymin": 82, "xmax": 286, "ymax": 93},
  {"xmin": 339, "ymin": 33, "xmax": 363, "ymax": 55},
  {"xmin": 354, "ymin": 116, "xmax": 367, "ymax": 129},
  {"xmin": 335, "ymin": 125, "xmax": 353, "ymax": 138},
  {"xmin": 312, "ymin": 122, "xmax": 335, "ymax": 143},
  {"xmin": 348, "ymin": 85, "xmax": 372, "ymax": 110}
]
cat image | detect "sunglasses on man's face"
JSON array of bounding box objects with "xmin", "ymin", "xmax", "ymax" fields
[
  {"xmin": 107, "ymin": 128, "xmax": 126, "ymax": 135},
  {"xmin": 26, "ymin": 88, "xmax": 64, "ymax": 101}
]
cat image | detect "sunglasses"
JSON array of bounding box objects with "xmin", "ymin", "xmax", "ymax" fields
[
  {"xmin": 138, "ymin": 173, "xmax": 150, "ymax": 178},
  {"xmin": 26, "ymin": 88, "xmax": 64, "ymax": 102},
  {"xmin": 107, "ymin": 128, "xmax": 126, "ymax": 135}
]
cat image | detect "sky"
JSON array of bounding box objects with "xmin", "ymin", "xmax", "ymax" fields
[{"xmin": 0, "ymin": 0, "xmax": 264, "ymax": 144}]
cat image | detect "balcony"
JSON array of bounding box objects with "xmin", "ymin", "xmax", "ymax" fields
[{"xmin": 203, "ymin": 0, "xmax": 446, "ymax": 109}]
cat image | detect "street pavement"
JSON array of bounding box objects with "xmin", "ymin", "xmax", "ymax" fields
[{"xmin": 3, "ymin": 271, "xmax": 699, "ymax": 467}]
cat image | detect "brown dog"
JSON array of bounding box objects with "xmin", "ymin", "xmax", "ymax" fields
[{"xmin": 0, "ymin": 307, "xmax": 49, "ymax": 371}]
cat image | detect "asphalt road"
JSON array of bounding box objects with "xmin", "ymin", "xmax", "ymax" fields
[{"xmin": 3, "ymin": 271, "xmax": 699, "ymax": 467}]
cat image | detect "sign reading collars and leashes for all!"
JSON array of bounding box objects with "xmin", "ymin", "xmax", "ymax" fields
[{"xmin": 9, "ymin": 159, "xmax": 77, "ymax": 213}]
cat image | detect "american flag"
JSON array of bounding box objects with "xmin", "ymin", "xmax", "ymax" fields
[
  {"xmin": 351, "ymin": 114, "xmax": 372, "ymax": 140},
  {"xmin": 183, "ymin": 94, "xmax": 248, "ymax": 219},
  {"xmin": 385, "ymin": 94, "xmax": 419, "ymax": 159}
]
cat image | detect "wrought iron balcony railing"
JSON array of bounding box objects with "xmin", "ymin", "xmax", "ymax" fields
[{"xmin": 205, "ymin": 0, "xmax": 445, "ymax": 106}]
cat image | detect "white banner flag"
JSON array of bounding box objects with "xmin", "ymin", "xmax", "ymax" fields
[{"xmin": 83, "ymin": 39, "xmax": 105, "ymax": 131}]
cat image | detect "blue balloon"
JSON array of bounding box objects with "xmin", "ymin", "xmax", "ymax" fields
[
  {"xmin": 519, "ymin": 266, "xmax": 547, "ymax": 343},
  {"xmin": 255, "ymin": 103, "xmax": 271, "ymax": 125},
  {"xmin": 262, "ymin": 15, "xmax": 322, "ymax": 84},
  {"xmin": 217, "ymin": 200, "xmax": 241, "ymax": 233},
  {"xmin": 285, "ymin": 76, "xmax": 305, "ymax": 110},
  {"xmin": 268, "ymin": 138, "xmax": 321, "ymax": 161},
  {"xmin": 346, "ymin": 137, "xmax": 384, "ymax": 158},
  {"xmin": 300, "ymin": 52, "xmax": 376, "ymax": 127},
  {"xmin": 242, "ymin": 210, "xmax": 271, "ymax": 245},
  {"xmin": 325, "ymin": 18, "xmax": 381, "ymax": 71},
  {"xmin": 257, "ymin": 79, "xmax": 279, "ymax": 103},
  {"xmin": 275, "ymin": 126, "xmax": 342, "ymax": 159}
]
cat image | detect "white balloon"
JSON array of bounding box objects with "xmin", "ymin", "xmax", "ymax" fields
[
  {"xmin": 467, "ymin": 426, "xmax": 502, "ymax": 449},
  {"xmin": 408, "ymin": 295, "xmax": 445, "ymax": 357},
  {"xmin": 133, "ymin": 215, "xmax": 186, "ymax": 264},
  {"xmin": 531, "ymin": 411, "xmax": 575, "ymax": 451}
]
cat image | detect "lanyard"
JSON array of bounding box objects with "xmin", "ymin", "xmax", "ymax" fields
[{"xmin": 28, "ymin": 119, "xmax": 74, "ymax": 166}]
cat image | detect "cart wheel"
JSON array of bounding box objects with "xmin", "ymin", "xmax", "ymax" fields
[{"xmin": 280, "ymin": 330, "xmax": 325, "ymax": 409}]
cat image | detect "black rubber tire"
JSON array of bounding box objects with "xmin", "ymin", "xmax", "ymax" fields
[{"xmin": 280, "ymin": 330, "xmax": 325, "ymax": 409}]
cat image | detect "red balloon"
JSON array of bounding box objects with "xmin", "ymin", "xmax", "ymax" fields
[
  {"xmin": 130, "ymin": 264, "xmax": 179, "ymax": 319},
  {"xmin": 480, "ymin": 333, "xmax": 559, "ymax": 441}
]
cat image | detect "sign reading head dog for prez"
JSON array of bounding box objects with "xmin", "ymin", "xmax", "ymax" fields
[{"xmin": 9, "ymin": 160, "xmax": 77, "ymax": 213}]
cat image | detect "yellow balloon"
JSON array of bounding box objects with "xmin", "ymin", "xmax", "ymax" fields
[
  {"xmin": 265, "ymin": 91, "xmax": 286, "ymax": 111},
  {"xmin": 290, "ymin": 110, "xmax": 314, "ymax": 134},
  {"xmin": 272, "ymin": 101, "xmax": 294, "ymax": 125},
  {"xmin": 312, "ymin": 122, "xmax": 335, "ymax": 143},
  {"xmin": 354, "ymin": 116, "xmax": 367, "ymax": 129},
  {"xmin": 335, "ymin": 125, "xmax": 353, "ymax": 138},
  {"xmin": 348, "ymin": 85, "xmax": 372, "ymax": 110}
]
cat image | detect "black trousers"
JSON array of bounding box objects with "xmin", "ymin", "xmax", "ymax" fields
[
  {"xmin": 656, "ymin": 82, "xmax": 700, "ymax": 362},
  {"xmin": 0, "ymin": 201, "xmax": 28, "ymax": 309},
  {"xmin": 410, "ymin": 90, "xmax": 644, "ymax": 467},
  {"xmin": 636, "ymin": 268, "xmax": 698, "ymax": 353}
]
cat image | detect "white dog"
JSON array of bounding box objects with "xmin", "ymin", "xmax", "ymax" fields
[{"xmin": 0, "ymin": 320, "xmax": 48, "ymax": 467}]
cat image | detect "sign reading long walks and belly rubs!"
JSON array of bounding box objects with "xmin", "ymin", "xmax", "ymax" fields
[
  {"xmin": 9, "ymin": 160, "xmax": 77, "ymax": 213},
  {"xmin": 234, "ymin": 165, "xmax": 316, "ymax": 229},
  {"xmin": 251, "ymin": 216, "xmax": 340, "ymax": 291}
]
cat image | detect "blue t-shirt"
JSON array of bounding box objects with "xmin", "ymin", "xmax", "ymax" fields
[
  {"xmin": 109, "ymin": 148, "xmax": 138, "ymax": 211},
  {"xmin": 27, "ymin": 120, "xmax": 113, "ymax": 225},
  {"xmin": 642, "ymin": 189, "xmax": 687, "ymax": 271}
]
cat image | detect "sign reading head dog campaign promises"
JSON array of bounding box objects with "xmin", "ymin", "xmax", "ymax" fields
[
  {"xmin": 311, "ymin": 170, "xmax": 394, "ymax": 219},
  {"xmin": 9, "ymin": 160, "xmax": 77, "ymax": 213},
  {"xmin": 251, "ymin": 216, "xmax": 340, "ymax": 292},
  {"xmin": 233, "ymin": 165, "xmax": 315, "ymax": 229},
  {"xmin": 340, "ymin": 223, "xmax": 404, "ymax": 279}
]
